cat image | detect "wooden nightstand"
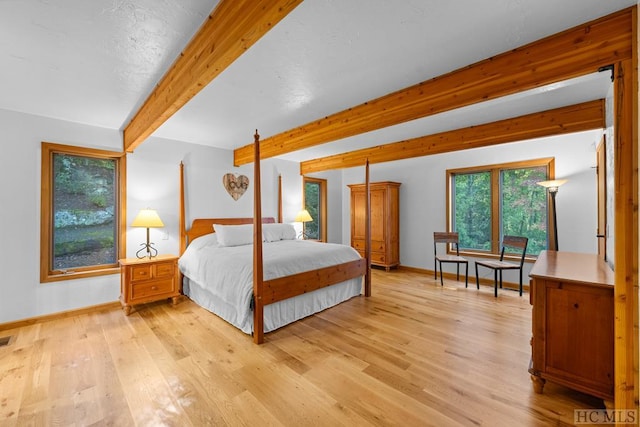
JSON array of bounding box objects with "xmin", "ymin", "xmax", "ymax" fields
[{"xmin": 119, "ymin": 254, "xmax": 181, "ymax": 315}]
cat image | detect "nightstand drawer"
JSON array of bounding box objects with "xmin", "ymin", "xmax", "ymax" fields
[
  {"xmin": 155, "ymin": 261, "xmax": 175, "ymax": 278},
  {"xmin": 131, "ymin": 278, "xmax": 175, "ymax": 300},
  {"xmin": 131, "ymin": 265, "xmax": 152, "ymax": 282}
]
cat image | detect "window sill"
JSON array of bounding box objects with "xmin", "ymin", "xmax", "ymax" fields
[{"xmin": 41, "ymin": 266, "xmax": 121, "ymax": 283}]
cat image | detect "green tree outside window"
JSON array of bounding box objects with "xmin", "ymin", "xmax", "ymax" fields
[{"xmin": 450, "ymin": 159, "xmax": 551, "ymax": 257}]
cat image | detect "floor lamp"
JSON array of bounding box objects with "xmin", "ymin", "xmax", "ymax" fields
[{"xmin": 537, "ymin": 179, "xmax": 567, "ymax": 251}]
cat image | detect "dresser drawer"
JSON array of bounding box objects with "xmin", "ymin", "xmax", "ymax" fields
[
  {"xmin": 355, "ymin": 250, "xmax": 386, "ymax": 264},
  {"xmin": 130, "ymin": 261, "xmax": 175, "ymax": 282},
  {"xmin": 131, "ymin": 265, "xmax": 153, "ymax": 282},
  {"xmin": 131, "ymin": 278, "xmax": 175, "ymax": 300},
  {"xmin": 155, "ymin": 261, "xmax": 175, "ymax": 278},
  {"xmin": 370, "ymin": 252, "xmax": 386, "ymax": 264},
  {"xmin": 352, "ymin": 239, "xmax": 385, "ymax": 252}
]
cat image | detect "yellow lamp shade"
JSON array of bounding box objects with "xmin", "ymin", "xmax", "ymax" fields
[
  {"xmin": 294, "ymin": 209, "xmax": 313, "ymax": 223},
  {"xmin": 131, "ymin": 209, "xmax": 164, "ymax": 228}
]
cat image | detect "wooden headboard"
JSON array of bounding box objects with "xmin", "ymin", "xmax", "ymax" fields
[
  {"xmin": 185, "ymin": 217, "xmax": 276, "ymax": 246},
  {"xmin": 179, "ymin": 162, "xmax": 282, "ymax": 254}
]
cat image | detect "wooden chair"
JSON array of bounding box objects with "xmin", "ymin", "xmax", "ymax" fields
[
  {"xmin": 433, "ymin": 232, "xmax": 468, "ymax": 287},
  {"xmin": 474, "ymin": 235, "xmax": 528, "ymax": 297}
]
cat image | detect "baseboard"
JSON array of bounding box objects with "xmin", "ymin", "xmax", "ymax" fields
[
  {"xmin": 397, "ymin": 264, "xmax": 529, "ymax": 293},
  {"xmin": 0, "ymin": 301, "xmax": 121, "ymax": 332}
]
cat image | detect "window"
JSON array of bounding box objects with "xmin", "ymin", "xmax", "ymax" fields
[
  {"xmin": 41, "ymin": 142, "xmax": 125, "ymax": 282},
  {"xmin": 302, "ymin": 177, "xmax": 327, "ymax": 241},
  {"xmin": 447, "ymin": 158, "xmax": 553, "ymax": 257}
]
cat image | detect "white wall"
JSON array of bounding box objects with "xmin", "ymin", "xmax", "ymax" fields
[
  {"xmin": 0, "ymin": 110, "xmax": 300, "ymax": 324},
  {"xmin": 340, "ymin": 130, "xmax": 602, "ymax": 284},
  {"xmin": 0, "ymin": 108, "xmax": 123, "ymax": 324},
  {"xmin": 127, "ymin": 136, "xmax": 303, "ymax": 256},
  {"xmin": 0, "ymin": 104, "xmax": 603, "ymax": 323}
]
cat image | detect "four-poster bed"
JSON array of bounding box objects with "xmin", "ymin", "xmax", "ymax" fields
[{"xmin": 178, "ymin": 131, "xmax": 371, "ymax": 344}]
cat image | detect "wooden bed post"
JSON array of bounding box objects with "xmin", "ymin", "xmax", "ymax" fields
[
  {"xmin": 179, "ymin": 161, "xmax": 186, "ymax": 255},
  {"xmin": 179, "ymin": 138, "xmax": 365, "ymax": 345},
  {"xmin": 253, "ymin": 130, "xmax": 265, "ymax": 344},
  {"xmin": 278, "ymin": 174, "xmax": 283, "ymax": 223},
  {"xmin": 364, "ymin": 159, "xmax": 371, "ymax": 297}
]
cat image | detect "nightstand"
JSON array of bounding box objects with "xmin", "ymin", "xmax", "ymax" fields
[{"xmin": 119, "ymin": 254, "xmax": 181, "ymax": 315}]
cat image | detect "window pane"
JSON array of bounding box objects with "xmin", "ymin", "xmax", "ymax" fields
[
  {"xmin": 501, "ymin": 167, "xmax": 548, "ymax": 256},
  {"xmin": 453, "ymin": 171, "xmax": 491, "ymax": 251},
  {"xmin": 304, "ymin": 181, "xmax": 320, "ymax": 240},
  {"xmin": 52, "ymin": 153, "xmax": 117, "ymax": 269}
]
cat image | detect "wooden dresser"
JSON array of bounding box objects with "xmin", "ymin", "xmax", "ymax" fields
[
  {"xmin": 348, "ymin": 181, "xmax": 400, "ymax": 271},
  {"xmin": 119, "ymin": 254, "xmax": 181, "ymax": 315},
  {"xmin": 528, "ymin": 250, "xmax": 614, "ymax": 403}
]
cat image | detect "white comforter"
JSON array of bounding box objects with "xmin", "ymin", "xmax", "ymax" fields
[{"xmin": 179, "ymin": 239, "xmax": 362, "ymax": 333}]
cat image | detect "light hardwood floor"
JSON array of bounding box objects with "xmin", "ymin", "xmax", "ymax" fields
[{"xmin": 0, "ymin": 269, "xmax": 603, "ymax": 426}]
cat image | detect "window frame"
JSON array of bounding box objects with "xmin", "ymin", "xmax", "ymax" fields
[
  {"xmin": 40, "ymin": 142, "xmax": 126, "ymax": 283},
  {"xmin": 302, "ymin": 176, "xmax": 327, "ymax": 242},
  {"xmin": 446, "ymin": 157, "xmax": 554, "ymax": 260}
]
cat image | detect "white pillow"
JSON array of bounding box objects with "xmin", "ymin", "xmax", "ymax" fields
[
  {"xmin": 214, "ymin": 223, "xmax": 254, "ymax": 247},
  {"xmin": 262, "ymin": 223, "xmax": 297, "ymax": 242},
  {"xmin": 188, "ymin": 233, "xmax": 218, "ymax": 250}
]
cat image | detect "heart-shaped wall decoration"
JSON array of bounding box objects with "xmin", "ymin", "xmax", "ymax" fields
[{"xmin": 223, "ymin": 173, "xmax": 249, "ymax": 201}]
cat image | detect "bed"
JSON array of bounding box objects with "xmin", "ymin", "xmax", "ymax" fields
[
  {"xmin": 178, "ymin": 131, "xmax": 372, "ymax": 343},
  {"xmin": 179, "ymin": 221, "xmax": 364, "ymax": 334}
]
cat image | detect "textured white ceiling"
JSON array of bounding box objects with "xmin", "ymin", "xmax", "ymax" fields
[
  {"xmin": 0, "ymin": 0, "xmax": 632, "ymax": 162},
  {"xmin": 0, "ymin": 0, "xmax": 217, "ymax": 128}
]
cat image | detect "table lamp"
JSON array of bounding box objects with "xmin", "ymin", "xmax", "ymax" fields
[
  {"xmin": 294, "ymin": 209, "xmax": 313, "ymax": 239},
  {"xmin": 132, "ymin": 208, "xmax": 164, "ymax": 258}
]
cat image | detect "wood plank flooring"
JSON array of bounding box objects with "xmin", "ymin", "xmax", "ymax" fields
[{"xmin": 0, "ymin": 269, "xmax": 604, "ymax": 426}]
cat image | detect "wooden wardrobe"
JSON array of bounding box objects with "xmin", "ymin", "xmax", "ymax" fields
[{"xmin": 349, "ymin": 181, "xmax": 400, "ymax": 271}]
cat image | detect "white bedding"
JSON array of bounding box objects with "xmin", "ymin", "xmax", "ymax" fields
[{"xmin": 178, "ymin": 238, "xmax": 363, "ymax": 334}]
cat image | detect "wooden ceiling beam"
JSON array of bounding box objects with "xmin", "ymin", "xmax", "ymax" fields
[
  {"xmin": 234, "ymin": 7, "xmax": 633, "ymax": 165},
  {"xmin": 123, "ymin": 0, "xmax": 303, "ymax": 153},
  {"xmin": 299, "ymin": 99, "xmax": 605, "ymax": 174}
]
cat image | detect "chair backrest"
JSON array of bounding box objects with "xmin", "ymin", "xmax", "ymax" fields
[
  {"xmin": 500, "ymin": 235, "xmax": 528, "ymax": 265},
  {"xmin": 434, "ymin": 232, "xmax": 460, "ymax": 255}
]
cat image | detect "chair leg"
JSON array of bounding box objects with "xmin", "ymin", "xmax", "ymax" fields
[
  {"xmin": 439, "ymin": 262, "xmax": 444, "ymax": 287},
  {"xmin": 494, "ymin": 270, "xmax": 498, "ymax": 297},
  {"xmin": 434, "ymin": 258, "xmax": 437, "ymax": 280},
  {"xmin": 519, "ymin": 269, "xmax": 523, "ymax": 296},
  {"xmin": 475, "ymin": 264, "xmax": 480, "ymax": 289},
  {"xmin": 456, "ymin": 264, "xmax": 460, "ymax": 281},
  {"xmin": 472, "ymin": 264, "xmax": 477, "ymax": 289},
  {"xmin": 464, "ymin": 263, "xmax": 468, "ymax": 288}
]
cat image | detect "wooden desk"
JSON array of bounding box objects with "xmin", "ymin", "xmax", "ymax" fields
[{"xmin": 528, "ymin": 251, "xmax": 614, "ymax": 403}]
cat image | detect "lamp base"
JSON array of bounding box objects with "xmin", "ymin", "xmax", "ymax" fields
[
  {"xmin": 136, "ymin": 242, "xmax": 158, "ymax": 259},
  {"xmin": 298, "ymin": 231, "xmax": 310, "ymax": 240}
]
